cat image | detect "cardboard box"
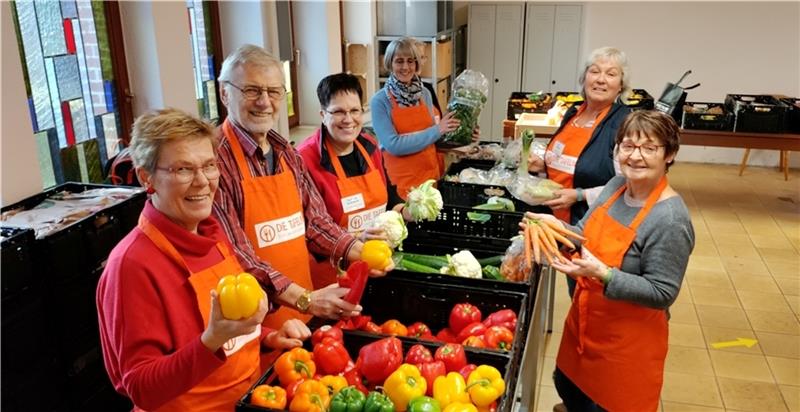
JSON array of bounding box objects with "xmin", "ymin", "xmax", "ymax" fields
[
  {"xmin": 419, "ymin": 39, "xmax": 452, "ymax": 79},
  {"xmin": 514, "ymin": 113, "xmax": 559, "ymax": 138},
  {"xmin": 436, "ymin": 78, "xmax": 449, "ymax": 110}
]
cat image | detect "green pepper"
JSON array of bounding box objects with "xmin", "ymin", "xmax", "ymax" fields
[
  {"xmin": 407, "ymin": 396, "xmax": 442, "ymax": 412},
  {"xmin": 482, "ymin": 265, "xmax": 504, "ymax": 281},
  {"xmin": 331, "ymin": 386, "xmax": 367, "ymax": 412},
  {"xmin": 364, "ymin": 391, "xmax": 396, "ymax": 412}
]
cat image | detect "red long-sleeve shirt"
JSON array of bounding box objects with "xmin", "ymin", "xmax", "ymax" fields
[
  {"xmin": 96, "ymin": 201, "xmax": 265, "ymax": 410},
  {"xmin": 212, "ymin": 121, "xmax": 356, "ymax": 296}
]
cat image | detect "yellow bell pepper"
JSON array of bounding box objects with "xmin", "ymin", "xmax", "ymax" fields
[
  {"xmin": 319, "ymin": 375, "xmax": 348, "ymax": 397},
  {"xmin": 383, "ymin": 363, "xmax": 427, "ymax": 411},
  {"xmin": 433, "ymin": 372, "xmax": 470, "ymax": 408},
  {"xmin": 216, "ymin": 272, "xmax": 264, "ymax": 319},
  {"xmin": 443, "ymin": 403, "xmax": 479, "ymax": 412},
  {"xmin": 361, "ymin": 240, "xmax": 393, "ymax": 270},
  {"xmin": 466, "ymin": 365, "xmax": 505, "ymax": 407}
]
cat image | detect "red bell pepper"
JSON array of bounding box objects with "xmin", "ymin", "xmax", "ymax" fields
[
  {"xmin": 405, "ymin": 344, "xmax": 433, "ymax": 365},
  {"xmin": 313, "ymin": 337, "xmax": 351, "ymax": 375},
  {"xmin": 407, "ymin": 322, "xmax": 434, "ymax": 339},
  {"xmin": 312, "ymin": 325, "xmax": 344, "ymax": 346},
  {"xmin": 455, "ymin": 321, "xmax": 488, "ymax": 343},
  {"xmin": 343, "ymin": 365, "xmax": 370, "ymax": 395},
  {"xmin": 417, "ymin": 360, "xmax": 447, "ymax": 396},
  {"xmin": 361, "ymin": 321, "xmax": 382, "ymax": 334},
  {"xmin": 286, "ymin": 378, "xmax": 305, "ymax": 400},
  {"xmin": 357, "ymin": 336, "xmax": 403, "ymax": 384},
  {"xmin": 436, "ymin": 328, "xmax": 458, "ymax": 344},
  {"xmin": 340, "ymin": 260, "xmax": 370, "ymax": 304},
  {"xmin": 334, "ymin": 318, "xmax": 354, "ymax": 330},
  {"xmin": 435, "ymin": 343, "xmax": 468, "ymax": 372},
  {"xmin": 482, "ymin": 309, "xmax": 517, "ymax": 332},
  {"xmin": 449, "ymin": 303, "xmax": 482, "ymax": 335},
  {"xmin": 484, "ymin": 326, "xmax": 514, "ymax": 351},
  {"xmin": 458, "ymin": 364, "xmax": 477, "ymax": 382},
  {"xmin": 350, "ymin": 315, "xmax": 372, "ymax": 330}
]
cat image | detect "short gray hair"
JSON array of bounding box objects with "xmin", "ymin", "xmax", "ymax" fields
[
  {"xmin": 218, "ymin": 44, "xmax": 285, "ymax": 86},
  {"xmin": 383, "ymin": 37, "xmax": 422, "ymax": 74},
  {"xmin": 129, "ymin": 108, "xmax": 217, "ymax": 173},
  {"xmin": 578, "ymin": 47, "xmax": 631, "ymax": 100}
]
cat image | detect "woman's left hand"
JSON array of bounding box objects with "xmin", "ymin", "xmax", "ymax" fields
[
  {"xmin": 550, "ymin": 257, "xmax": 607, "ymax": 281},
  {"xmin": 358, "ymin": 227, "xmax": 387, "ymax": 242},
  {"xmin": 543, "ymin": 188, "xmax": 578, "ymax": 210},
  {"xmin": 263, "ymin": 319, "xmax": 311, "ymax": 349},
  {"xmin": 348, "ymin": 240, "xmax": 395, "ymax": 277}
]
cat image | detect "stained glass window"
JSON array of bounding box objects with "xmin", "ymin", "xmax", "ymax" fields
[
  {"xmin": 187, "ymin": 0, "xmax": 219, "ymax": 123},
  {"xmin": 11, "ymin": 0, "xmax": 126, "ymax": 189}
]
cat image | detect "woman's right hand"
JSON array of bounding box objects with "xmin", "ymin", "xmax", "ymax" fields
[
  {"xmin": 310, "ymin": 283, "xmax": 362, "ymax": 320},
  {"xmin": 519, "ymin": 212, "xmax": 563, "ymax": 232},
  {"xmin": 438, "ymin": 111, "xmax": 460, "ymax": 135},
  {"xmin": 359, "ymin": 227, "xmax": 387, "ymax": 242},
  {"xmin": 201, "ymin": 290, "xmax": 269, "ymax": 352},
  {"xmin": 528, "ymin": 152, "xmax": 545, "ymax": 173}
]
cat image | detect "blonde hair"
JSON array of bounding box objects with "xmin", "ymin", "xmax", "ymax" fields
[
  {"xmin": 219, "ymin": 44, "xmax": 285, "ymax": 87},
  {"xmin": 129, "ymin": 108, "xmax": 217, "ymax": 173},
  {"xmin": 578, "ymin": 47, "xmax": 631, "ymax": 101},
  {"xmin": 383, "ymin": 37, "xmax": 422, "ymax": 74}
]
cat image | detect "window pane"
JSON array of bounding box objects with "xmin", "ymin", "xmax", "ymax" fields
[
  {"xmin": 15, "ymin": 1, "xmax": 55, "ymax": 131},
  {"xmin": 54, "ymin": 54, "xmax": 82, "ymax": 101},
  {"xmin": 35, "ymin": 130, "xmax": 57, "ymax": 188},
  {"xmin": 71, "ymin": 18, "xmax": 97, "ymax": 138},
  {"xmin": 35, "ymin": 0, "xmax": 66, "ymax": 57},
  {"xmin": 187, "ymin": 0, "xmax": 218, "ymax": 122},
  {"xmin": 44, "ymin": 57, "xmax": 67, "ymax": 147},
  {"xmin": 89, "ymin": 1, "xmax": 113, "ymax": 80},
  {"xmin": 99, "ymin": 112, "xmax": 119, "ymax": 160},
  {"xmin": 69, "ymin": 99, "xmax": 90, "ymax": 143},
  {"xmin": 61, "ymin": 1, "xmax": 78, "ymax": 19},
  {"xmin": 78, "ymin": 1, "xmax": 108, "ymax": 115}
]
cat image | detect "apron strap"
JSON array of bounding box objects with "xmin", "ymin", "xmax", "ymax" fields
[
  {"xmin": 629, "ymin": 176, "xmax": 668, "ymax": 230},
  {"xmin": 138, "ymin": 214, "xmax": 230, "ymax": 273},
  {"xmin": 324, "ymin": 136, "xmax": 377, "ymax": 180}
]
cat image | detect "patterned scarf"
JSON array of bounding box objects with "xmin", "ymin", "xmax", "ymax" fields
[{"xmin": 386, "ymin": 73, "xmax": 424, "ymax": 107}]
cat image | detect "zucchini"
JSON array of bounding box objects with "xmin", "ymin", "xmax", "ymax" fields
[
  {"xmin": 396, "ymin": 258, "xmax": 441, "ymax": 274},
  {"xmin": 482, "ymin": 265, "xmax": 504, "ymax": 280},
  {"xmin": 395, "ymin": 252, "xmax": 449, "ymax": 268},
  {"xmin": 477, "ymin": 255, "xmax": 504, "ymax": 266}
]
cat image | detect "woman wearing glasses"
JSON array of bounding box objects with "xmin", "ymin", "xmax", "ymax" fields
[
  {"xmin": 369, "ymin": 37, "xmax": 466, "ymax": 200},
  {"xmin": 96, "ymin": 108, "xmax": 310, "ymax": 412},
  {"xmin": 525, "ymin": 110, "xmax": 694, "ymax": 412},
  {"xmin": 298, "ymin": 73, "xmax": 411, "ymax": 288}
]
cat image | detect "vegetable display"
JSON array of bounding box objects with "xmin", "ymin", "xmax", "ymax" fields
[
  {"xmin": 215, "ymin": 272, "xmax": 263, "ymax": 320},
  {"xmin": 523, "ymin": 217, "xmax": 585, "ymax": 267},
  {"xmin": 439, "ymin": 251, "xmax": 482, "ymax": 279},
  {"xmin": 393, "ymin": 251, "xmax": 505, "ymax": 281},
  {"xmin": 406, "ymin": 180, "xmax": 443, "ymax": 222},
  {"xmin": 439, "ymin": 70, "xmax": 490, "ymax": 148}
]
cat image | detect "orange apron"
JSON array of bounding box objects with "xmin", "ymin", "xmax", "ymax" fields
[
  {"xmin": 545, "ymin": 105, "xmax": 610, "ymax": 222},
  {"xmin": 309, "ymin": 138, "xmax": 389, "ymax": 289},
  {"xmin": 222, "ymin": 120, "xmax": 313, "ymax": 328},
  {"xmin": 136, "ymin": 215, "xmax": 260, "ymax": 412},
  {"xmin": 556, "ymin": 176, "xmax": 669, "ymax": 412},
  {"xmin": 381, "ymin": 92, "xmax": 440, "ymax": 200}
]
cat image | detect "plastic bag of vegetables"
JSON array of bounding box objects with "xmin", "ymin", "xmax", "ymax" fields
[
  {"xmin": 507, "ymin": 174, "xmax": 562, "ymax": 206},
  {"xmin": 405, "ymin": 179, "xmax": 443, "ymax": 221},
  {"xmin": 500, "ymin": 236, "xmax": 530, "ymax": 282},
  {"xmin": 438, "ymin": 70, "xmax": 489, "ymax": 148}
]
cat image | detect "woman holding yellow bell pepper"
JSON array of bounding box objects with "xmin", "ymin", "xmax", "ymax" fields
[{"xmin": 384, "ymin": 364, "xmax": 428, "ymax": 411}]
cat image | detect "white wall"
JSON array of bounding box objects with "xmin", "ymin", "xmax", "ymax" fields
[
  {"xmin": 293, "ymin": 1, "xmax": 343, "ymax": 124},
  {"xmin": 342, "ymin": 1, "xmax": 377, "ymax": 105},
  {"xmin": 1, "ymin": 4, "xmax": 42, "ymax": 205},
  {"xmin": 581, "ymin": 1, "xmax": 800, "ymax": 167}
]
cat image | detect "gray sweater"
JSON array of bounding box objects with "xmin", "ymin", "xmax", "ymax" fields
[{"xmin": 573, "ymin": 176, "xmax": 695, "ymax": 310}]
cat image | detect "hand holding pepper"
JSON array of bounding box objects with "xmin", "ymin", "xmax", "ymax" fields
[
  {"xmin": 200, "ymin": 289, "xmax": 269, "ymax": 352},
  {"xmin": 308, "ymin": 283, "xmax": 363, "ymax": 319}
]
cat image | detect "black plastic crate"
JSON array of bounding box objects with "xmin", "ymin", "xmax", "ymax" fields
[
  {"xmin": 236, "ymin": 331, "xmax": 517, "ymax": 412},
  {"xmin": 782, "ymin": 98, "xmax": 800, "ymax": 134},
  {"xmin": 409, "ymin": 204, "xmax": 526, "ymax": 244},
  {"xmin": 681, "ymin": 102, "xmax": 734, "ymax": 131},
  {"xmin": 624, "ymin": 88, "xmax": 655, "ymax": 110},
  {"xmin": 48, "ymin": 267, "xmax": 103, "ymax": 340},
  {"xmin": 725, "ymin": 94, "xmax": 788, "ymax": 133},
  {"xmin": 1, "ymin": 356, "xmax": 67, "ymax": 412},
  {"xmin": 507, "ymin": 91, "xmax": 554, "ymax": 120},
  {"xmin": 1, "ymin": 292, "xmax": 58, "ymax": 381},
  {"xmin": 1, "ymin": 226, "xmax": 39, "ymax": 299}
]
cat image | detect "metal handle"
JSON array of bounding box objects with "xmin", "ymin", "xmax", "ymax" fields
[{"xmin": 294, "ymin": 49, "xmax": 301, "ymax": 66}]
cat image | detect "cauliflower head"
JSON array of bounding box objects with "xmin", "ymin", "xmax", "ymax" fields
[
  {"xmin": 406, "ymin": 179, "xmax": 443, "ymax": 222},
  {"xmin": 373, "ymin": 210, "xmax": 408, "ymax": 249},
  {"xmin": 440, "ymin": 250, "xmax": 482, "ymax": 278}
]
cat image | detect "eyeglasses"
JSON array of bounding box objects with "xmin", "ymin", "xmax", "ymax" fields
[
  {"xmin": 325, "ymin": 108, "xmax": 364, "ymax": 120},
  {"xmin": 155, "ymin": 162, "xmax": 221, "ymax": 184},
  {"xmin": 225, "ymin": 81, "xmax": 286, "ymax": 100},
  {"xmin": 618, "ymin": 141, "xmax": 665, "ymax": 157}
]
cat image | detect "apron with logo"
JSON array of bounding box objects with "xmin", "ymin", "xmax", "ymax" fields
[
  {"xmin": 545, "ymin": 105, "xmax": 610, "ymax": 222},
  {"xmin": 556, "ymin": 176, "xmax": 669, "ymax": 412},
  {"xmin": 309, "ymin": 137, "xmax": 388, "ymax": 288},
  {"xmin": 381, "ymin": 91, "xmax": 440, "ymax": 200},
  {"xmin": 136, "ymin": 214, "xmax": 260, "ymax": 412},
  {"xmin": 222, "ymin": 120, "xmax": 313, "ymax": 328}
]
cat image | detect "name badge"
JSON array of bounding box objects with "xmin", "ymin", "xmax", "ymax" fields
[
  {"xmin": 222, "ymin": 325, "xmax": 260, "ymax": 356},
  {"xmin": 347, "ymin": 204, "xmax": 387, "ymax": 232},
  {"xmin": 254, "ymin": 211, "xmax": 305, "ymax": 248},
  {"xmin": 552, "ymin": 141, "xmax": 566, "ymax": 157},
  {"xmin": 341, "ymin": 193, "xmax": 366, "ymax": 213}
]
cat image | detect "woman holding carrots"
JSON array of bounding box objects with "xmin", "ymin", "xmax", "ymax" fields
[{"xmin": 522, "ymin": 110, "xmax": 694, "ymax": 412}]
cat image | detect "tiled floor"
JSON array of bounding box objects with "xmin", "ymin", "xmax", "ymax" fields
[{"xmin": 535, "ymin": 162, "xmax": 800, "ymax": 412}]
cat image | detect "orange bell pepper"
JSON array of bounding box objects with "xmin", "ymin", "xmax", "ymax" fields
[
  {"xmin": 250, "ymin": 385, "xmax": 287, "ymax": 409},
  {"xmin": 275, "ymin": 347, "xmax": 316, "ymax": 387},
  {"xmin": 381, "ymin": 319, "xmax": 408, "ymax": 336},
  {"xmin": 319, "ymin": 374, "xmax": 348, "ymax": 397},
  {"xmin": 216, "ymin": 272, "xmax": 264, "ymax": 319},
  {"xmin": 289, "ymin": 379, "xmax": 330, "ymax": 412}
]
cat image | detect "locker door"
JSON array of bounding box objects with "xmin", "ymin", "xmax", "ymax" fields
[
  {"xmin": 551, "ymin": 5, "xmax": 582, "ymax": 93},
  {"xmin": 467, "ymin": 4, "xmax": 496, "ymax": 140},
  {"xmin": 489, "ymin": 3, "xmax": 525, "ymax": 140},
  {"xmin": 522, "ymin": 5, "xmax": 555, "ymax": 93}
]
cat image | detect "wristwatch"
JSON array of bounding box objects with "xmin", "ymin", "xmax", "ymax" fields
[{"xmin": 295, "ymin": 290, "xmax": 312, "ymax": 313}]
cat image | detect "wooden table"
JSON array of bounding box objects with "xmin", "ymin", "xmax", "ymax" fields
[{"xmin": 678, "ymin": 129, "xmax": 799, "ymax": 180}]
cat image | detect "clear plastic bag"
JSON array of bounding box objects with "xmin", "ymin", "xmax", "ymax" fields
[
  {"xmin": 500, "ymin": 236, "xmax": 530, "ymax": 282},
  {"xmin": 457, "ymin": 165, "xmax": 515, "ymax": 186},
  {"xmin": 502, "ymin": 139, "xmax": 547, "ymax": 169},
  {"xmin": 438, "ymin": 70, "xmax": 489, "ymax": 148},
  {"xmin": 507, "ymin": 174, "xmax": 562, "ymax": 205}
]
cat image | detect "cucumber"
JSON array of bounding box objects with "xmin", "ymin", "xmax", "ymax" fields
[
  {"xmin": 477, "ymin": 255, "xmax": 504, "ymax": 266},
  {"xmin": 395, "ymin": 252, "xmax": 449, "ymax": 268},
  {"xmin": 482, "ymin": 265, "xmax": 504, "ymax": 281},
  {"xmin": 396, "ymin": 258, "xmax": 441, "ymax": 274}
]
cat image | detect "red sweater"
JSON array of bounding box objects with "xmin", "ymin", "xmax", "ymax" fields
[
  {"xmin": 297, "ymin": 127, "xmax": 391, "ymax": 224},
  {"xmin": 96, "ymin": 201, "xmax": 263, "ymax": 410}
]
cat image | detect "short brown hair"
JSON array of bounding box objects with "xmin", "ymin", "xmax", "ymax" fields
[
  {"xmin": 129, "ymin": 108, "xmax": 217, "ymax": 173},
  {"xmin": 615, "ymin": 110, "xmax": 681, "ymax": 169}
]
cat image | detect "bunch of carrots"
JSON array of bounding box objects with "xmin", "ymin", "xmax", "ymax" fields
[{"xmin": 523, "ymin": 218, "xmax": 586, "ymax": 268}]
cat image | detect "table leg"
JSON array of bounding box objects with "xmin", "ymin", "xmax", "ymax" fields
[
  {"xmin": 783, "ymin": 151, "xmax": 790, "ymax": 181},
  {"xmin": 739, "ymin": 149, "xmax": 751, "ymax": 176}
]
